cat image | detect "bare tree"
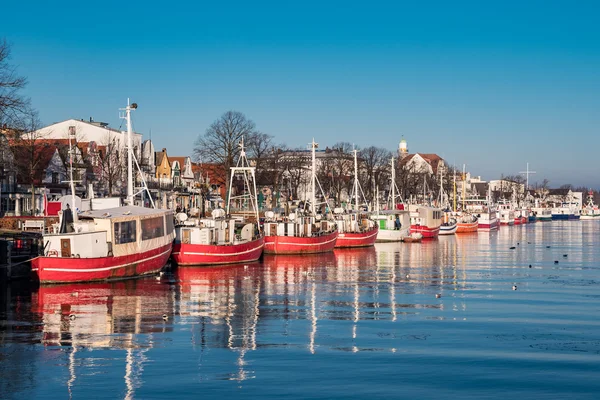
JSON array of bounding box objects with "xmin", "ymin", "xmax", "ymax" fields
[
  {"xmin": 246, "ymin": 131, "xmax": 274, "ymax": 185},
  {"xmin": 280, "ymin": 148, "xmax": 311, "ymax": 201},
  {"xmin": 9, "ymin": 109, "xmax": 49, "ymax": 214},
  {"xmin": 98, "ymin": 133, "xmax": 124, "ymax": 196},
  {"xmin": 193, "ymin": 111, "xmax": 258, "ymax": 191},
  {"xmin": 329, "ymin": 142, "xmax": 354, "ymax": 206},
  {"xmin": 0, "ymin": 39, "xmax": 29, "ymax": 126},
  {"xmin": 359, "ymin": 146, "xmax": 392, "ymax": 205}
]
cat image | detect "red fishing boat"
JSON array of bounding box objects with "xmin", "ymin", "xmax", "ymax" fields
[
  {"xmin": 171, "ymin": 139, "xmax": 264, "ymax": 266},
  {"xmin": 263, "ymin": 139, "xmax": 338, "ymax": 254},
  {"xmin": 31, "ymin": 101, "xmax": 175, "ymax": 284},
  {"xmin": 409, "ymin": 205, "xmax": 442, "ymax": 238},
  {"xmin": 333, "ymin": 148, "xmax": 378, "ymax": 248},
  {"xmin": 263, "ymin": 214, "xmax": 338, "ymax": 254},
  {"xmin": 335, "ymin": 222, "xmax": 378, "ymax": 248}
]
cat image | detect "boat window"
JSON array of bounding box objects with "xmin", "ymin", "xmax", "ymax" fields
[
  {"xmin": 142, "ymin": 216, "xmax": 165, "ymax": 240},
  {"xmin": 166, "ymin": 214, "xmax": 174, "ymax": 235},
  {"xmin": 114, "ymin": 221, "xmax": 137, "ymax": 244}
]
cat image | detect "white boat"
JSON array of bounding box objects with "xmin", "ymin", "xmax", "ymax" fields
[
  {"xmin": 531, "ymin": 207, "xmax": 552, "ymax": 221},
  {"xmin": 497, "ymin": 201, "xmax": 515, "ymax": 226},
  {"xmin": 463, "ymin": 197, "xmax": 498, "ymax": 231},
  {"xmin": 372, "ymin": 157, "xmax": 411, "ymax": 242},
  {"xmin": 32, "ymin": 100, "xmax": 175, "ymax": 284},
  {"xmin": 372, "ymin": 209, "xmax": 411, "ymax": 242},
  {"xmin": 551, "ymin": 203, "xmax": 581, "ymax": 220},
  {"xmin": 439, "ymin": 212, "xmax": 458, "ymax": 235},
  {"xmin": 580, "ymin": 190, "xmax": 600, "ymax": 220}
]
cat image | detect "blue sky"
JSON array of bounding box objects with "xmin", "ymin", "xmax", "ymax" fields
[{"xmin": 3, "ymin": 0, "xmax": 600, "ymax": 187}]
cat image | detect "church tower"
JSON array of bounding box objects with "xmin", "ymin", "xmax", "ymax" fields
[{"xmin": 398, "ymin": 136, "xmax": 409, "ymax": 160}]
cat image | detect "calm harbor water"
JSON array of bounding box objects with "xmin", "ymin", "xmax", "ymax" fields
[{"xmin": 2, "ymin": 221, "xmax": 600, "ymax": 399}]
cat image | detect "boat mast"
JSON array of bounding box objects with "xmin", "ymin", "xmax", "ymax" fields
[
  {"xmin": 68, "ymin": 126, "xmax": 78, "ymax": 222},
  {"xmin": 353, "ymin": 148, "xmax": 359, "ymax": 211},
  {"xmin": 226, "ymin": 138, "xmax": 260, "ymax": 225},
  {"xmin": 453, "ymin": 168, "xmax": 456, "ymax": 212},
  {"xmin": 311, "ymin": 138, "xmax": 317, "ymax": 216},
  {"xmin": 390, "ymin": 157, "xmax": 395, "ymax": 209},
  {"xmin": 438, "ymin": 166, "xmax": 443, "ymax": 207},
  {"xmin": 120, "ymin": 99, "xmax": 137, "ymax": 206},
  {"xmin": 462, "ymin": 164, "xmax": 466, "ymax": 211}
]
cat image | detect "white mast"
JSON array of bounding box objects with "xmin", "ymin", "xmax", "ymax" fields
[
  {"xmin": 68, "ymin": 126, "xmax": 78, "ymax": 222},
  {"xmin": 119, "ymin": 99, "xmax": 137, "ymax": 206},
  {"xmin": 353, "ymin": 148, "xmax": 359, "ymax": 211},
  {"xmin": 310, "ymin": 139, "xmax": 318, "ymax": 216},
  {"xmin": 226, "ymin": 137, "xmax": 260, "ymax": 226},
  {"xmin": 438, "ymin": 166, "xmax": 443, "ymax": 206},
  {"xmin": 126, "ymin": 100, "xmax": 134, "ymax": 206},
  {"xmin": 390, "ymin": 157, "xmax": 395, "ymax": 209}
]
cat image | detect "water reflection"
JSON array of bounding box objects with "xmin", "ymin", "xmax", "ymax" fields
[
  {"xmin": 2, "ymin": 221, "xmax": 600, "ymax": 397},
  {"xmin": 3, "ymin": 279, "xmax": 174, "ymax": 399},
  {"xmin": 34, "ymin": 280, "xmax": 174, "ymax": 347}
]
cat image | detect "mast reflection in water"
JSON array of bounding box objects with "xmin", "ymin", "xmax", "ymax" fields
[{"xmin": 2, "ymin": 221, "xmax": 600, "ymax": 399}]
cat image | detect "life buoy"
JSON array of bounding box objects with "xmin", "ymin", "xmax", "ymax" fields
[{"xmin": 47, "ymin": 250, "xmax": 58, "ymax": 257}]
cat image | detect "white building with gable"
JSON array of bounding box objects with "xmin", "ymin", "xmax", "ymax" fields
[{"xmin": 32, "ymin": 118, "xmax": 143, "ymax": 160}]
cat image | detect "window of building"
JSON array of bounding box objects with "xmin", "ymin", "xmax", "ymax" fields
[
  {"xmin": 114, "ymin": 221, "xmax": 137, "ymax": 244},
  {"xmin": 52, "ymin": 172, "xmax": 59, "ymax": 184},
  {"xmin": 141, "ymin": 216, "xmax": 165, "ymax": 241}
]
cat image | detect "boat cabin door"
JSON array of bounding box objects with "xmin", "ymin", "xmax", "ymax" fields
[{"xmin": 60, "ymin": 238, "xmax": 71, "ymax": 257}]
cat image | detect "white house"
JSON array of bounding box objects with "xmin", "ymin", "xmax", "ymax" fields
[{"xmin": 33, "ymin": 118, "xmax": 143, "ymax": 161}]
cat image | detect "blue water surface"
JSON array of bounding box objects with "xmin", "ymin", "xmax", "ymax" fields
[{"xmin": 1, "ymin": 221, "xmax": 600, "ymax": 399}]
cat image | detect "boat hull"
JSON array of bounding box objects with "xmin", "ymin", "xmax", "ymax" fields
[
  {"xmin": 478, "ymin": 220, "xmax": 499, "ymax": 231},
  {"xmin": 335, "ymin": 226, "xmax": 378, "ymax": 248},
  {"xmin": 580, "ymin": 215, "xmax": 600, "ymax": 220},
  {"xmin": 456, "ymin": 221, "xmax": 478, "ymax": 233},
  {"xmin": 375, "ymin": 227, "xmax": 411, "ymax": 242},
  {"xmin": 439, "ymin": 224, "xmax": 457, "ymax": 235},
  {"xmin": 552, "ymin": 214, "xmax": 580, "ymax": 220},
  {"xmin": 264, "ymin": 231, "xmax": 338, "ymax": 254},
  {"xmin": 31, "ymin": 243, "xmax": 173, "ymax": 284},
  {"xmin": 171, "ymin": 237, "xmax": 264, "ymax": 266},
  {"xmin": 410, "ymin": 225, "xmax": 440, "ymax": 238}
]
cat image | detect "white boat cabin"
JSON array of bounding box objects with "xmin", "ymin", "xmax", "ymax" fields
[
  {"xmin": 264, "ymin": 211, "xmax": 337, "ymax": 238},
  {"xmin": 372, "ymin": 210, "xmax": 410, "ymax": 231},
  {"xmin": 333, "ymin": 208, "xmax": 375, "ymax": 233},
  {"xmin": 409, "ymin": 205, "xmax": 442, "ymax": 228},
  {"xmin": 175, "ymin": 209, "xmax": 257, "ymax": 246},
  {"xmin": 43, "ymin": 206, "xmax": 175, "ymax": 258}
]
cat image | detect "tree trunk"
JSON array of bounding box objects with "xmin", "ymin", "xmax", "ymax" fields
[{"xmin": 31, "ymin": 183, "xmax": 35, "ymax": 216}]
